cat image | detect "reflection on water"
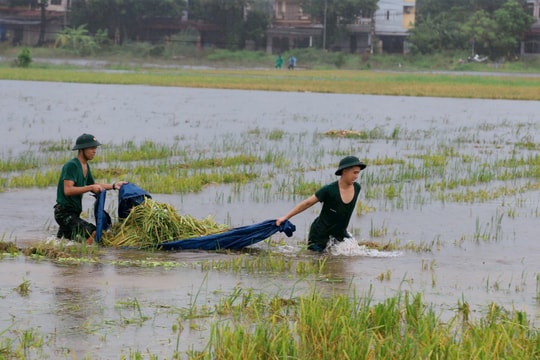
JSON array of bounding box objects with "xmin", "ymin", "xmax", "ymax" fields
[{"xmin": 1, "ymin": 81, "xmax": 540, "ymax": 357}]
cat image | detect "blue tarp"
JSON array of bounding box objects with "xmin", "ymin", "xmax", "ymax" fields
[
  {"xmin": 93, "ymin": 190, "xmax": 110, "ymax": 243},
  {"xmin": 159, "ymin": 219, "xmax": 295, "ymax": 251},
  {"xmin": 94, "ymin": 183, "xmax": 296, "ymax": 250},
  {"xmin": 118, "ymin": 182, "xmax": 151, "ymax": 219}
]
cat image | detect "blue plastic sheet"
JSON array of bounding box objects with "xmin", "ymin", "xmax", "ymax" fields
[
  {"xmin": 117, "ymin": 182, "xmax": 151, "ymax": 219},
  {"xmin": 159, "ymin": 219, "xmax": 296, "ymax": 251},
  {"xmin": 94, "ymin": 183, "xmax": 296, "ymax": 250},
  {"xmin": 93, "ymin": 190, "xmax": 110, "ymax": 243}
]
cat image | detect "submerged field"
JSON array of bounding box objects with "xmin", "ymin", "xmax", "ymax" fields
[{"xmin": 0, "ymin": 73, "xmax": 540, "ymax": 358}]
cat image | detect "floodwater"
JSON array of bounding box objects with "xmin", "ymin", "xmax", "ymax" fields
[{"xmin": 1, "ymin": 80, "xmax": 540, "ymax": 358}]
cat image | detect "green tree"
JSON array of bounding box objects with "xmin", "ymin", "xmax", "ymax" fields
[
  {"xmin": 408, "ymin": 14, "xmax": 468, "ymax": 54},
  {"xmin": 415, "ymin": 0, "xmax": 506, "ymax": 18},
  {"xmin": 494, "ymin": 0, "xmax": 534, "ymax": 56},
  {"xmin": 415, "ymin": 0, "xmax": 471, "ymax": 23},
  {"xmin": 54, "ymin": 24, "xmax": 99, "ymax": 55},
  {"xmin": 189, "ymin": 0, "xmax": 250, "ymax": 49},
  {"xmin": 244, "ymin": 7, "xmax": 271, "ymax": 50},
  {"xmin": 411, "ymin": 0, "xmax": 533, "ymax": 57},
  {"xmin": 461, "ymin": 0, "xmax": 533, "ymax": 58},
  {"xmin": 70, "ymin": 0, "xmax": 187, "ymax": 43},
  {"xmin": 472, "ymin": 0, "xmax": 507, "ymax": 13},
  {"xmin": 461, "ymin": 10, "xmax": 499, "ymax": 55}
]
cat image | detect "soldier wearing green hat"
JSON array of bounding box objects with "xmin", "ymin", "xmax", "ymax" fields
[
  {"xmin": 276, "ymin": 156, "xmax": 366, "ymax": 252},
  {"xmin": 54, "ymin": 133, "xmax": 126, "ymax": 244}
]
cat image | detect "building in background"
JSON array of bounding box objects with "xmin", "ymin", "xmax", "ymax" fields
[
  {"xmin": 522, "ymin": 0, "xmax": 540, "ymax": 56},
  {"xmin": 336, "ymin": 13, "xmax": 372, "ymax": 54},
  {"xmin": 265, "ymin": 0, "xmax": 416, "ymax": 55},
  {"xmin": 265, "ymin": 0, "xmax": 322, "ymax": 54},
  {"xmin": 373, "ymin": 0, "xmax": 415, "ymax": 54},
  {"xmin": 0, "ymin": 0, "xmax": 70, "ymax": 45}
]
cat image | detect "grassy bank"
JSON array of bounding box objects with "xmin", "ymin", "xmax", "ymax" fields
[
  {"xmin": 1, "ymin": 46, "xmax": 539, "ymax": 100},
  {"xmin": 1, "ymin": 66, "xmax": 540, "ymax": 100}
]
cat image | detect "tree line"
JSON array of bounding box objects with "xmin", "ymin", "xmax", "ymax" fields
[
  {"xmin": 410, "ymin": 0, "xmax": 534, "ymax": 58},
  {"xmin": 9, "ymin": 0, "xmax": 535, "ymax": 59}
]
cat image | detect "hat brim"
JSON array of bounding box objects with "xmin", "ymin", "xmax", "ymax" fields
[
  {"xmin": 335, "ymin": 162, "xmax": 366, "ymax": 175},
  {"xmin": 72, "ymin": 141, "xmax": 101, "ymax": 150}
]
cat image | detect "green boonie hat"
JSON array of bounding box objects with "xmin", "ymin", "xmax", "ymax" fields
[
  {"xmin": 72, "ymin": 133, "xmax": 101, "ymax": 150},
  {"xmin": 335, "ymin": 156, "xmax": 366, "ymax": 175}
]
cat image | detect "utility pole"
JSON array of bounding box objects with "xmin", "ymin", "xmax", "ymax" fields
[
  {"xmin": 37, "ymin": 0, "xmax": 48, "ymax": 46},
  {"xmin": 323, "ymin": 0, "xmax": 327, "ymax": 50},
  {"xmin": 370, "ymin": 8, "xmax": 375, "ymax": 54}
]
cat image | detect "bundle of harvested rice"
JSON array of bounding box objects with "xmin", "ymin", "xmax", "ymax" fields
[
  {"xmin": 102, "ymin": 198, "xmax": 228, "ymax": 249},
  {"xmin": 324, "ymin": 129, "xmax": 366, "ymax": 138}
]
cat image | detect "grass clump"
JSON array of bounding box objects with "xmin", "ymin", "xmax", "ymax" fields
[
  {"xmin": 192, "ymin": 290, "xmax": 540, "ymax": 359},
  {"xmin": 14, "ymin": 48, "xmax": 32, "ymax": 68}
]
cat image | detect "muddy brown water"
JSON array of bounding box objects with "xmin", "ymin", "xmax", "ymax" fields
[{"xmin": 1, "ymin": 80, "xmax": 540, "ymax": 358}]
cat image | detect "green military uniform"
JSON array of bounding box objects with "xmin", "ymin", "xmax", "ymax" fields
[
  {"xmin": 54, "ymin": 133, "xmax": 101, "ymax": 240},
  {"xmin": 56, "ymin": 158, "xmax": 94, "ymax": 213},
  {"xmin": 275, "ymin": 55, "xmax": 283, "ymax": 69}
]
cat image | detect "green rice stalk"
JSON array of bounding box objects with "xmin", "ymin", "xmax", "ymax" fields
[{"xmin": 102, "ymin": 198, "xmax": 227, "ymax": 249}]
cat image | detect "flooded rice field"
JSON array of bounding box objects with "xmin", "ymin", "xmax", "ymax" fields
[{"xmin": 1, "ymin": 80, "xmax": 540, "ymax": 358}]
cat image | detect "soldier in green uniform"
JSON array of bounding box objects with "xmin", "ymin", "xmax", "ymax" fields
[
  {"xmin": 275, "ymin": 54, "xmax": 284, "ymax": 69},
  {"xmin": 276, "ymin": 156, "xmax": 366, "ymax": 252},
  {"xmin": 54, "ymin": 133, "xmax": 126, "ymax": 244}
]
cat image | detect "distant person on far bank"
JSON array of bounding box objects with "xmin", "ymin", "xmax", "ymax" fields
[
  {"xmin": 288, "ymin": 55, "xmax": 296, "ymax": 70},
  {"xmin": 275, "ymin": 54, "xmax": 284, "ymax": 69}
]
